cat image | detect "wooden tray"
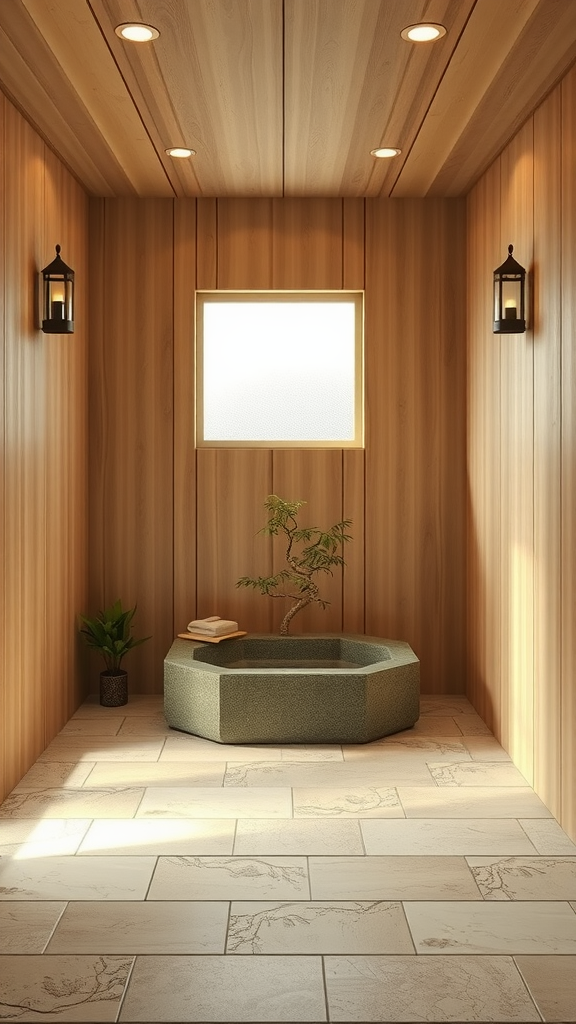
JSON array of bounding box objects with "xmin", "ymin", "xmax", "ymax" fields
[{"xmin": 177, "ymin": 631, "xmax": 247, "ymax": 644}]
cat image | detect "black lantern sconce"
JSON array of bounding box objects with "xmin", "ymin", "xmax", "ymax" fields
[
  {"xmin": 493, "ymin": 244, "xmax": 526, "ymax": 334},
  {"xmin": 41, "ymin": 245, "xmax": 74, "ymax": 334}
]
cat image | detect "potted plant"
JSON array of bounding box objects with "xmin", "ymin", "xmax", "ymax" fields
[
  {"xmin": 237, "ymin": 494, "xmax": 352, "ymax": 634},
  {"xmin": 79, "ymin": 599, "xmax": 150, "ymax": 706}
]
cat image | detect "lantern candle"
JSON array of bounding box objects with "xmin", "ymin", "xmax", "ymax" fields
[
  {"xmin": 505, "ymin": 305, "xmax": 517, "ymax": 320},
  {"xmin": 51, "ymin": 300, "xmax": 65, "ymax": 319}
]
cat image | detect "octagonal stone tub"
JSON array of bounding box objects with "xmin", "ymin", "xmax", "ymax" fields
[{"xmin": 163, "ymin": 634, "xmax": 419, "ymax": 744}]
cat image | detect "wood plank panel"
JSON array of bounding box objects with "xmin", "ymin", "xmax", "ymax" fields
[
  {"xmin": 272, "ymin": 199, "xmax": 343, "ymax": 289},
  {"xmin": 342, "ymin": 449, "xmax": 365, "ymax": 634},
  {"xmin": 561, "ymin": 65, "xmax": 576, "ymax": 839},
  {"xmin": 466, "ymin": 158, "xmax": 502, "ymax": 732},
  {"xmin": 2, "ymin": 101, "xmax": 46, "ymax": 793},
  {"xmin": 498, "ymin": 119, "xmax": 534, "ymax": 784},
  {"xmin": 196, "ymin": 199, "xmax": 217, "ymax": 290},
  {"xmin": 44, "ymin": 147, "xmax": 89, "ymax": 738},
  {"xmin": 0, "ymin": 94, "xmax": 5, "ymax": 800},
  {"xmin": 532, "ymin": 89, "xmax": 562, "ymax": 817},
  {"xmin": 343, "ymin": 199, "xmax": 365, "ymax": 291},
  {"xmin": 271, "ymin": 450, "xmax": 344, "ymax": 633},
  {"xmin": 342, "ymin": 199, "xmax": 365, "ymax": 633},
  {"xmin": 173, "ymin": 200, "xmax": 197, "ymax": 635},
  {"xmin": 1, "ymin": 94, "xmax": 88, "ymax": 802},
  {"xmin": 88, "ymin": 198, "xmax": 174, "ymax": 693},
  {"xmin": 365, "ymin": 198, "xmax": 466, "ymax": 693},
  {"xmin": 196, "ymin": 449, "xmax": 273, "ymax": 632},
  {"xmin": 217, "ymin": 200, "xmax": 274, "ymax": 289}
]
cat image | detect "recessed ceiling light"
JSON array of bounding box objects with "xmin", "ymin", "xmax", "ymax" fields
[
  {"xmin": 370, "ymin": 148, "xmax": 401, "ymax": 159},
  {"xmin": 401, "ymin": 23, "xmax": 446, "ymax": 42},
  {"xmin": 165, "ymin": 147, "xmax": 196, "ymax": 158},
  {"xmin": 115, "ymin": 23, "xmax": 160, "ymax": 42}
]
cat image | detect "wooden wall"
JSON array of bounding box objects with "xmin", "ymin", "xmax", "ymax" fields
[
  {"xmin": 88, "ymin": 196, "xmax": 466, "ymax": 696},
  {"xmin": 0, "ymin": 94, "xmax": 88, "ymax": 803},
  {"xmin": 467, "ymin": 64, "xmax": 576, "ymax": 839}
]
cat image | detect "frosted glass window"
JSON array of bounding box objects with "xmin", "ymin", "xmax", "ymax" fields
[{"xmin": 196, "ymin": 292, "xmax": 363, "ymax": 447}]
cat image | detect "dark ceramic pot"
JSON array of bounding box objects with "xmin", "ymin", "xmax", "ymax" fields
[{"xmin": 100, "ymin": 670, "xmax": 128, "ymax": 707}]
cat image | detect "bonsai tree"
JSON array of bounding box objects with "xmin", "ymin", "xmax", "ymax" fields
[
  {"xmin": 79, "ymin": 599, "xmax": 150, "ymax": 673},
  {"xmin": 237, "ymin": 494, "xmax": 352, "ymax": 635}
]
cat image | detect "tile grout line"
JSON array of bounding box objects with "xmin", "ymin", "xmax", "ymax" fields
[
  {"xmin": 511, "ymin": 954, "xmax": 547, "ymax": 1022},
  {"xmin": 114, "ymin": 953, "xmax": 137, "ymax": 1023},
  {"xmin": 320, "ymin": 954, "xmax": 331, "ymax": 1022},
  {"xmin": 142, "ymin": 856, "xmax": 160, "ymax": 901}
]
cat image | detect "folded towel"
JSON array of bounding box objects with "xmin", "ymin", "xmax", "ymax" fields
[{"xmin": 187, "ymin": 616, "xmax": 239, "ymax": 636}]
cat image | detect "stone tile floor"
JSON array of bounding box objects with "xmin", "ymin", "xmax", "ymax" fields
[{"xmin": 0, "ymin": 693, "xmax": 575, "ymax": 1021}]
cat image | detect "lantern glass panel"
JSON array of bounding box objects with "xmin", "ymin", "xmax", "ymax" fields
[{"xmin": 502, "ymin": 279, "xmax": 520, "ymax": 319}]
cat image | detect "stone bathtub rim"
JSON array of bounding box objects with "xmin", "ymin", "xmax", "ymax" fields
[{"xmin": 171, "ymin": 632, "xmax": 418, "ymax": 674}]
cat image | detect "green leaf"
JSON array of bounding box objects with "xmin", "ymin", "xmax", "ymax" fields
[{"xmin": 78, "ymin": 600, "xmax": 150, "ymax": 670}]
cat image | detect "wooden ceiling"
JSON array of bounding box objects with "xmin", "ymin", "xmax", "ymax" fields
[{"xmin": 0, "ymin": 0, "xmax": 575, "ymax": 198}]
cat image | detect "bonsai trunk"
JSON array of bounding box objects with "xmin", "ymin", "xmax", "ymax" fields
[{"xmin": 280, "ymin": 595, "xmax": 313, "ymax": 635}]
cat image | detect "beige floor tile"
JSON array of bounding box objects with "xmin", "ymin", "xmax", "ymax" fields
[
  {"xmin": 361, "ymin": 818, "xmax": 538, "ymax": 855},
  {"xmin": 234, "ymin": 818, "xmax": 363, "ymax": 855},
  {"xmin": 309, "ymin": 855, "xmax": 482, "ymax": 900},
  {"xmin": 116, "ymin": 716, "xmax": 173, "ymax": 736},
  {"xmin": 280, "ymin": 744, "xmax": 343, "ymax": 761},
  {"xmin": 0, "ymin": 855, "xmax": 156, "ymax": 900},
  {"xmin": 39, "ymin": 738, "xmax": 164, "ymax": 762},
  {"xmin": 0, "ymin": 954, "xmax": 133, "ymax": 1021},
  {"xmin": 342, "ymin": 745, "xmax": 470, "ymax": 764},
  {"xmin": 324, "ymin": 954, "xmax": 540, "ymax": 1021},
  {"xmin": 47, "ymin": 900, "xmax": 229, "ymax": 954},
  {"xmin": 137, "ymin": 785, "xmax": 292, "ymax": 818},
  {"xmin": 0, "ymin": 818, "xmax": 91, "ymax": 857},
  {"xmin": 0, "ymin": 902, "xmax": 66, "ymax": 953},
  {"xmin": 78, "ymin": 817, "xmax": 235, "ymax": 855},
  {"xmin": 516, "ymin": 954, "xmax": 576, "ymax": 1021},
  {"xmin": 224, "ymin": 761, "xmax": 436, "ymax": 788},
  {"xmin": 405, "ymin": 900, "xmax": 576, "ymax": 953},
  {"xmin": 398, "ymin": 785, "xmax": 552, "ymax": 817},
  {"xmin": 84, "ymin": 760, "xmax": 226, "ymax": 787},
  {"xmin": 70, "ymin": 705, "xmax": 127, "ymax": 721},
  {"xmin": 467, "ymin": 855, "xmax": 576, "ymax": 899},
  {"xmin": 429, "ymin": 761, "xmax": 529, "ymax": 786},
  {"xmin": 119, "ymin": 954, "xmax": 326, "ymax": 1022},
  {"xmin": 462, "ymin": 736, "xmax": 513, "ymax": 761},
  {"xmin": 454, "ymin": 714, "xmax": 492, "ymax": 735},
  {"xmin": 368, "ymin": 735, "xmax": 472, "ymax": 757},
  {"xmin": 75, "ymin": 694, "xmax": 163, "ymax": 717},
  {"xmin": 12, "ymin": 761, "xmax": 96, "ymax": 791},
  {"xmin": 419, "ymin": 697, "xmax": 476, "ymax": 715},
  {"xmin": 398, "ymin": 717, "xmax": 463, "ymax": 736},
  {"xmin": 160, "ymin": 735, "xmax": 282, "ymax": 762},
  {"xmin": 519, "ymin": 817, "xmax": 576, "ymax": 854},
  {"xmin": 57, "ymin": 718, "xmax": 124, "ymax": 736},
  {"xmin": 147, "ymin": 855, "xmax": 310, "ymax": 900},
  {"xmin": 293, "ymin": 786, "xmax": 404, "ymax": 817},
  {"xmin": 0, "ymin": 786, "xmax": 144, "ymax": 819},
  {"xmin": 227, "ymin": 900, "xmax": 415, "ymax": 954}
]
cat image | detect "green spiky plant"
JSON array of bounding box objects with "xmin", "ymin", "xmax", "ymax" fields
[
  {"xmin": 237, "ymin": 495, "xmax": 352, "ymax": 635},
  {"xmin": 78, "ymin": 599, "xmax": 150, "ymax": 672}
]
